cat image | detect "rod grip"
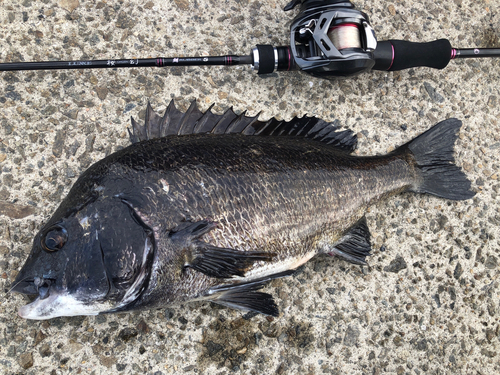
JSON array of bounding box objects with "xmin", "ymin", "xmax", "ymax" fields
[
  {"xmin": 373, "ymin": 39, "xmax": 452, "ymax": 71},
  {"xmin": 255, "ymin": 45, "xmax": 276, "ymax": 74}
]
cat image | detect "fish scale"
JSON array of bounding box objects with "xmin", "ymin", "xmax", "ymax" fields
[{"xmin": 11, "ymin": 101, "xmax": 474, "ymax": 319}]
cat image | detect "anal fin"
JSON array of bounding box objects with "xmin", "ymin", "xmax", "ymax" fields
[{"xmin": 328, "ymin": 216, "xmax": 372, "ymax": 265}]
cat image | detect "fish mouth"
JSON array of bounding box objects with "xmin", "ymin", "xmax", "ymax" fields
[
  {"xmin": 9, "ymin": 277, "xmax": 62, "ymax": 319},
  {"xmin": 11, "ymin": 278, "xmax": 114, "ymax": 320},
  {"xmin": 17, "ymin": 291, "xmax": 59, "ymax": 320},
  {"xmin": 16, "ymin": 289, "xmax": 113, "ymax": 320},
  {"xmin": 10, "ymin": 277, "xmax": 56, "ymax": 300}
]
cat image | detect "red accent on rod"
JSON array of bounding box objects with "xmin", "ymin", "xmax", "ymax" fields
[
  {"xmin": 387, "ymin": 44, "xmax": 395, "ymax": 71},
  {"xmin": 288, "ymin": 47, "xmax": 292, "ymax": 71}
]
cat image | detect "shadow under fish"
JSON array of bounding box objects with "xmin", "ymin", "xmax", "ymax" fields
[{"xmin": 10, "ymin": 101, "xmax": 475, "ymax": 319}]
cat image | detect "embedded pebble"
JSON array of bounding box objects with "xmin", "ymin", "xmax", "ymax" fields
[
  {"xmin": 384, "ymin": 256, "xmax": 407, "ymax": 273},
  {"xmin": 0, "ymin": 201, "xmax": 36, "ymax": 219},
  {"xmin": 423, "ymin": 82, "xmax": 445, "ymax": 103},
  {"xmin": 17, "ymin": 352, "xmax": 33, "ymax": 369}
]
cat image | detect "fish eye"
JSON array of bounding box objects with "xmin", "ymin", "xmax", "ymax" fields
[{"xmin": 41, "ymin": 226, "xmax": 68, "ymax": 252}]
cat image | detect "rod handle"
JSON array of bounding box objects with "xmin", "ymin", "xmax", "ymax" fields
[{"xmin": 373, "ymin": 39, "xmax": 452, "ymax": 71}]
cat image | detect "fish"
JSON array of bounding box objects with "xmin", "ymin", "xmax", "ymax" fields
[{"xmin": 10, "ymin": 100, "xmax": 475, "ymax": 320}]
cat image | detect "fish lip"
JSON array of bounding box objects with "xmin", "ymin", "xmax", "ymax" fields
[
  {"xmin": 10, "ymin": 277, "xmax": 56, "ymax": 300},
  {"xmin": 9, "ymin": 278, "xmax": 38, "ymax": 295},
  {"xmin": 17, "ymin": 287, "xmax": 114, "ymax": 320},
  {"xmin": 17, "ymin": 287, "xmax": 62, "ymax": 320},
  {"xmin": 18, "ymin": 295, "xmax": 42, "ymax": 319}
]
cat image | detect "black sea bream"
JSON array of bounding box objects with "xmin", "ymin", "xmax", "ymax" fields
[{"xmin": 10, "ymin": 101, "xmax": 475, "ymax": 319}]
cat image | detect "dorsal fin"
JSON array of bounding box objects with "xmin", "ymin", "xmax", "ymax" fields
[{"xmin": 129, "ymin": 100, "xmax": 357, "ymax": 153}]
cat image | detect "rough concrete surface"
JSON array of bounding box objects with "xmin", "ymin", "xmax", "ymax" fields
[{"xmin": 0, "ymin": 0, "xmax": 499, "ymax": 374}]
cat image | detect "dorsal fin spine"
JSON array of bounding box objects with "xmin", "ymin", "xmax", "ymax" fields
[
  {"xmin": 193, "ymin": 103, "xmax": 216, "ymax": 133},
  {"xmin": 254, "ymin": 119, "xmax": 274, "ymax": 136},
  {"xmin": 226, "ymin": 111, "xmax": 248, "ymax": 134},
  {"xmin": 159, "ymin": 100, "xmax": 174, "ymax": 135},
  {"xmin": 241, "ymin": 113, "xmax": 261, "ymax": 135},
  {"xmin": 177, "ymin": 100, "xmax": 198, "ymax": 135},
  {"xmin": 162, "ymin": 100, "xmax": 175, "ymax": 136},
  {"xmin": 211, "ymin": 107, "xmax": 237, "ymax": 134}
]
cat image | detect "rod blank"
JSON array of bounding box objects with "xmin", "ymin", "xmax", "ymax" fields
[
  {"xmin": 0, "ymin": 55, "xmax": 253, "ymax": 72},
  {"xmin": 452, "ymin": 48, "xmax": 500, "ymax": 59}
]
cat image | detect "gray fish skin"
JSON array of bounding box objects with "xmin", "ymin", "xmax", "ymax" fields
[{"xmin": 10, "ymin": 102, "xmax": 474, "ymax": 319}]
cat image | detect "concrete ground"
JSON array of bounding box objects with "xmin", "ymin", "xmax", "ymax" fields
[{"xmin": 0, "ymin": 0, "xmax": 499, "ymax": 374}]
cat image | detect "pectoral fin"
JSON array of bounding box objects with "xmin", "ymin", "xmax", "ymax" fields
[
  {"xmin": 328, "ymin": 216, "xmax": 372, "ymax": 265},
  {"xmin": 187, "ymin": 245, "xmax": 275, "ymax": 278},
  {"xmin": 170, "ymin": 220, "xmax": 275, "ymax": 279}
]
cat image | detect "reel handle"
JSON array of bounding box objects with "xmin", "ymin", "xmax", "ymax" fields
[{"xmin": 373, "ymin": 39, "xmax": 452, "ymax": 71}]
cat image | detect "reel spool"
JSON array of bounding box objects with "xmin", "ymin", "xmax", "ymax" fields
[
  {"xmin": 285, "ymin": 0, "xmax": 377, "ymax": 78},
  {"xmin": 328, "ymin": 23, "xmax": 362, "ymax": 50}
]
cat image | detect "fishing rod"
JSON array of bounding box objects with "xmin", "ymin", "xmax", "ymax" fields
[{"xmin": 1, "ymin": 0, "xmax": 499, "ymax": 79}]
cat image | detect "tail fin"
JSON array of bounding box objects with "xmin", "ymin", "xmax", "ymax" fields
[{"xmin": 405, "ymin": 118, "xmax": 475, "ymax": 200}]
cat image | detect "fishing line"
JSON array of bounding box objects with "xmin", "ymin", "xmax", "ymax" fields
[{"xmin": 328, "ymin": 24, "xmax": 362, "ymax": 50}]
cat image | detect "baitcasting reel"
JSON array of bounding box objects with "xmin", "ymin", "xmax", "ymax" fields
[
  {"xmin": 276, "ymin": 0, "xmax": 377, "ymax": 78},
  {"xmin": 0, "ymin": 0, "xmax": 499, "ymax": 78}
]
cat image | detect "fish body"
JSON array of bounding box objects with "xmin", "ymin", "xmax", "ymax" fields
[{"xmin": 11, "ymin": 101, "xmax": 474, "ymax": 319}]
